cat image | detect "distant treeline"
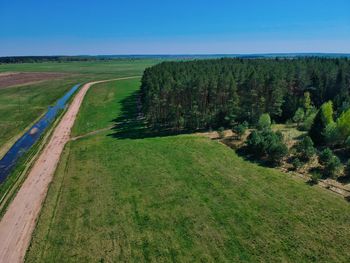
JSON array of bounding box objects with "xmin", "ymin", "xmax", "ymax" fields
[
  {"xmin": 0, "ymin": 56, "xmax": 112, "ymax": 64},
  {"xmin": 141, "ymin": 58, "xmax": 350, "ymax": 130}
]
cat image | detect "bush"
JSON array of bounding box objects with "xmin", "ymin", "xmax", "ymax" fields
[
  {"xmin": 246, "ymin": 129, "xmax": 288, "ymax": 166},
  {"xmin": 310, "ymin": 172, "xmax": 321, "ymax": 184},
  {"xmin": 324, "ymin": 122, "xmax": 340, "ymax": 145},
  {"xmin": 293, "ymin": 108, "xmax": 305, "ymax": 127},
  {"xmin": 233, "ymin": 121, "xmax": 248, "ymax": 139},
  {"xmin": 295, "ymin": 136, "xmax": 316, "ymax": 162},
  {"xmin": 319, "ymin": 148, "xmax": 333, "ymax": 166},
  {"xmin": 301, "ymin": 112, "xmax": 316, "ymax": 131},
  {"xmin": 344, "ymin": 160, "xmax": 350, "ymax": 178},
  {"xmin": 258, "ymin": 113, "xmax": 271, "ymax": 131},
  {"xmin": 318, "ymin": 148, "xmax": 341, "ymax": 178},
  {"xmin": 291, "ymin": 157, "xmax": 302, "ymax": 171},
  {"xmin": 267, "ymin": 141, "xmax": 288, "ymax": 165},
  {"xmin": 324, "ymin": 156, "xmax": 341, "ymax": 178},
  {"xmin": 218, "ymin": 127, "xmax": 225, "ymax": 139},
  {"xmin": 309, "ymin": 101, "xmax": 334, "ymax": 145}
]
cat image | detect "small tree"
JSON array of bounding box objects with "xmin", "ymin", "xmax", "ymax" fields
[
  {"xmin": 303, "ymin": 91, "xmax": 313, "ymax": 115},
  {"xmin": 319, "ymin": 148, "xmax": 333, "ymax": 165},
  {"xmin": 293, "ymin": 108, "xmax": 305, "ymax": 128},
  {"xmin": 301, "ymin": 112, "xmax": 316, "ymax": 131},
  {"xmin": 246, "ymin": 129, "xmax": 288, "ymax": 166},
  {"xmin": 233, "ymin": 121, "xmax": 248, "ymax": 139},
  {"xmin": 246, "ymin": 130, "xmax": 264, "ymax": 157},
  {"xmin": 344, "ymin": 160, "xmax": 350, "ymax": 178},
  {"xmin": 295, "ymin": 136, "xmax": 316, "ymax": 162},
  {"xmin": 336, "ymin": 108, "xmax": 350, "ymax": 143},
  {"xmin": 324, "ymin": 155, "xmax": 341, "ymax": 178},
  {"xmin": 258, "ymin": 113, "xmax": 271, "ymax": 131},
  {"xmin": 218, "ymin": 127, "xmax": 225, "ymax": 139},
  {"xmin": 291, "ymin": 157, "xmax": 302, "ymax": 171},
  {"xmin": 309, "ymin": 101, "xmax": 334, "ymax": 145},
  {"xmin": 319, "ymin": 148, "xmax": 341, "ymax": 178},
  {"xmin": 267, "ymin": 141, "xmax": 288, "ymax": 165}
]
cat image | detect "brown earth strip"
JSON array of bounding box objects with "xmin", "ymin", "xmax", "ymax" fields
[
  {"xmin": 0, "ymin": 72, "xmax": 69, "ymax": 89},
  {"xmin": 0, "ymin": 76, "xmax": 139, "ymax": 263}
]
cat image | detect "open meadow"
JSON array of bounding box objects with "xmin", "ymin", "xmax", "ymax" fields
[
  {"xmin": 26, "ymin": 79, "xmax": 350, "ymax": 263},
  {"xmin": 0, "ymin": 59, "xmax": 157, "ymax": 156}
]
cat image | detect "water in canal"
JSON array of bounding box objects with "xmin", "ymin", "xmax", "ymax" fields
[{"xmin": 0, "ymin": 84, "xmax": 81, "ymax": 183}]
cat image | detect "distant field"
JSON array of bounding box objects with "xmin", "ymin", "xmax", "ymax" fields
[
  {"xmin": 0, "ymin": 60, "xmax": 158, "ymax": 76},
  {"xmin": 26, "ymin": 79, "xmax": 350, "ymax": 262},
  {"xmin": 0, "ymin": 60, "xmax": 157, "ymax": 155}
]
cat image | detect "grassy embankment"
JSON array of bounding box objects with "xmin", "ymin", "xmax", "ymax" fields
[{"xmin": 26, "ymin": 79, "xmax": 350, "ymax": 262}]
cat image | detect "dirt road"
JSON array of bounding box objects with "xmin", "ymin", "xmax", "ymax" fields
[{"xmin": 0, "ymin": 76, "xmax": 139, "ymax": 263}]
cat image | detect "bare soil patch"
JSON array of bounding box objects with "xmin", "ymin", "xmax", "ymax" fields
[{"xmin": 0, "ymin": 72, "xmax": 68, "ymax": 89}]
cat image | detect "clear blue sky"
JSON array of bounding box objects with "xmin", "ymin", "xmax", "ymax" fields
[{"xmin": 1, "ymin": 0, "xmax": 349, "ymax": 56}]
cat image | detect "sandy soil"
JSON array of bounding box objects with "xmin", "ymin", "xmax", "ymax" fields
[
  {"xmin": 0, "ymin": 76, "xmax": 139, "ymax": 263},
  {"xmin": 0, "ymin": 72, "xmax": 68, "ymax": 89}
]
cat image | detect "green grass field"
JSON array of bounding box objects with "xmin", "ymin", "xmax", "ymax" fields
[
  {"xmin": 0, "ymin": 60, "xmax": 156, "ymax": 154},
  {"xmin": 26, "ymin": 79, "xmax": 350, "ymax": 262}
]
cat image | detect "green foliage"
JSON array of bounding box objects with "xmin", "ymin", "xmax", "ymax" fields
[
  {"xmin": 141, "ymin": 58, "xmax": 350, "ymax": 130},
  {"xmin": 319, "ymin": 148, "xmax": 342, "ymax": 178},
  {"xmin": 217, "ymin": 127, "xmax": 225, "ymax": 139},
  {"xmin": 324, "ymin": 155, "xmax": 342, "ymax": 178},
  {"xmin": 318, "ymin": 148, "xmax": 333, "ymax": 165},
  {"xmin": 300, "ymin": 112, "xmax": 316, "ymax": 131},
  {"xmin": 309, "ymin": 101, "xmax": 334, "ymax": 145},
  {"xmin": 246, "ymin": 129, "xmax": 288, "ymax": 166},
  {"xmin": 319, "ymin": 148, "xmax": 334, "ymax": 165},
  {"xmin": 344, "ymin": 160, "xmax": 350, "ymax": 178},
  {"xmin": 233, "ymin": 121, "xmax": 248, "ymax": 139},
  {"xmin": 258, "ymin": 113, "xmax": 271, "ymax": 131},
  {"xmin": 310, "ymin": 172, "xmax": 321, "ymax": 184},
  {"xmin": 291, "ymin": 157, "xmax": 302, "ymax": 171},
  {"xmin": 26, "ymin": 74, "xmax": 350, "ymax": 263},
  {"xmin": 267, "ymin": 141, "xmax": 288, "ymax": 165},
  {"xmin": 293, "ymin": 108, "xmax": 305, "ymax": 127},
  {"xmin": 303, "ymin": 92, "xmax": 314, "ymax": 115},
  {"xmin": 295, "ymin": 136, "xmax": 316, "ymax": 162},
  {"xmin": 336, "ymin": 108, "xmax": 350, "ymax": 142},
  {"xmin": 324, "ymin": 122, "xmax": 340, "ymax": 145}
]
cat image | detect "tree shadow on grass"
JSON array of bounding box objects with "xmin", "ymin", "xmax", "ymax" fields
[{"xmin": 107, "ymin": 91, "xmax": 194, "ymax": 140}]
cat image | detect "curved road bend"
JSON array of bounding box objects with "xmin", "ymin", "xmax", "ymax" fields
[{"xmin": 0, "ymin": 76, "xmax": 139, "ymax": 263}]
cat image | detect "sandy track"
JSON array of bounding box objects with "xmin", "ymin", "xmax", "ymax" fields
[{"xmin": 0, "ymin": 76, "xmax": 139, "ymax": 263}]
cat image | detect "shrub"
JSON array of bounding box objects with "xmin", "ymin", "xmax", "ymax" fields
[
  {"xmin": 344, "ymin": 160, "xmax": 350, "ymax": 178},
  {"xmin": 318, "ymin": 148, "xmax": 341, "ymax": 178},
  {"xmin": 267, "ymin": 141, "xmax": 288, "ymax": 165},
  {"xmin": 309, "ymin": 101, "xmax": 334, "ymax": 145},
  {"xmin": 295, "ymin": 136, "xmax": 316, "ymax": 162},
  {"xmin": 246, "ymin": 130, "xmax": 264, "ymax": 157},
  {"xmin": 233, "ymin": 121, "xmax": 248, "ymax": 139},
  {"xmin": 324, "ymin": 122, "xmax": 340, "ymax": 145},
  {"xmin": 335, "ymin": 108, "xmax": 350, "ymax": 143},
  {"xmin": 291, "ymin": 157, "xmax": 302, "ymax": 171},
  {"xmin": 319, "ymin": 148, "xmax": 333, "ymax": 166},
  {"xmin": 310, "ymin": 172, "xmax": 321, "ymax": 184},
  {"xmin": 324, "ymin": 155, "xmax": 341, "ymax": 178},
  {"xmin": 293, "ymin": 107, "xmax": 305, "ymax": 127},
  {"xmin": 246, "ymin": 129, "xmax": 288, "ymax": 166},
  {"xmin": 301, "ymin": 112, "xmax": 316, "ymax": 131},
  {"xmin": 218, "ymin": 127, "xmax": 225, "ymax": 139},
  {"xmin": 258, "ymin": 113, "xmax": 271, "ymax": 131}
]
